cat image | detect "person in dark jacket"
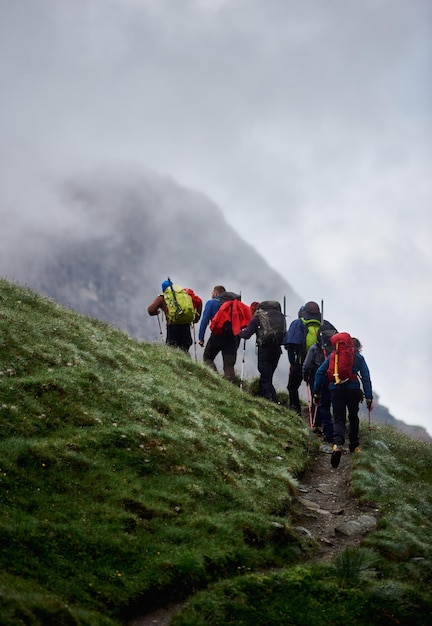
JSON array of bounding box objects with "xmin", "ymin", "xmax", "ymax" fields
[
  {"xmin": 238, "ymin": 305, "xmax": 282, "ymax": 403},
  {"xmin": 303, "ymin": 321, "xmax": 338, "ymax": 442},
  {"xmin": 284, "ymin": 301, "xmax": 322, "ymax": 414},
  {"xmin": 147, "ymin": 280, "xmax": 193, "ymax": 353},
  {"xmin": 313, "ymin": 333, "xmax": 373, "ymax": 468}
]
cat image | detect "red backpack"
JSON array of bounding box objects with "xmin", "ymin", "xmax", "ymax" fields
[
  {"xmin": 210, "ymin": 298, "xmax": 252, "ymax": 336},
  {"xmin": 327, "ymin": 332, "xmax": 357, "ymax": 384},
  {"xmin": 185, "ymin": 288, "xmax": 203, "ymax": 324}
]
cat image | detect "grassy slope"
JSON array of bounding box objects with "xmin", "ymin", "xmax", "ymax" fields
[
  {"xmin": 0, "ymin": 279, "xmax": 308, "ymax": 625},
  {"xmin": 1, "ymin": 279, "xmax": 431, "ymax": 626}
]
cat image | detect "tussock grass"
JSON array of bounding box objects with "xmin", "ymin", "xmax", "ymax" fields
[{"xmin": 1, "ymin": 278, "xmax": 431, "ymax": 625}]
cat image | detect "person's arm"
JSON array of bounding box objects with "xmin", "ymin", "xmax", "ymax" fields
[
  {"xmin": 283, "ymin": 319, "xmax": 304, "ymax": 364},
  {"xmin": 303, "ymin": 345, "xmax": 316, "ymax": 383},
  {"xmin": 198, "ymin": 300, "xmax": 217, "ymax": 344},
  {"xmin": 147, "ymin": 295, "xmax": 165, "ymax": 316},
  {"xmin": 238, "ymin": 316, "xmax": 259, "ymax": 339},
  {"xmin": 313, "ymin": 356, "xmax": 330, "ymax": 401},
  {"xmin": 357, "ymin": 354, "xmax": 373, "ymax": 408}
]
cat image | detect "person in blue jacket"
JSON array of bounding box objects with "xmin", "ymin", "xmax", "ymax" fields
[
  {"xmin": 313, "ymin": 333, "xmax": 373, "ymax": 468},
  {"xmin": 284, "ymin": 301, "xmax": 322, "ymax": 415},
  {"xmin": 198, "ymin": 285, "xmax": 226, "ymax": 347}
]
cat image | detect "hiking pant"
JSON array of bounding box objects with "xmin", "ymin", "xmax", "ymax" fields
[
  {"xmin": 166, "ymin": 324, "xmax": 193, "ymax": 353},
  {"xmin": 257, "ymin": 345, "xmax": 281, "ymax": 402},
  {"xmin": 314, "ymin": 386, "xmax": 334, "ymax": 441},
  {"xmin": 287, "ymin": 361, "xmax": 302, "ymax": 414},
  {"xmin": 203, "ymin": 332, "xmax": 239, "ymax": 382},
  {"xmin": 331, "ymin": 386, "xmax": 363, "ymax": 451}
]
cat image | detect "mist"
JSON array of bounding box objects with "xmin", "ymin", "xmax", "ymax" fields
[{"xmin": 0, "ymin": 0, "xmax": 431, "ymax": 434}]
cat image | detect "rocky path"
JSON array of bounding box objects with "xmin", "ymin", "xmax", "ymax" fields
[
  {"xmin": 129, "ymin": 433, "xmax": 379, "ymax": 626},
  {"xmin": 293, "ymin": 439, "xmax": 378, "ymax": 562}
]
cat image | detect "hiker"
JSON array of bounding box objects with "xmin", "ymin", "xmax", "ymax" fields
[
  {"xmin": 202, "ymin": 292, "xmax": 251, "ymax": 382},
  {"xmin": 303, "ymin": 320, "xmax": 338, "ymax": 443},
  {"xmin": 283, "ymin": 301, "xmax": 322, "ymax": 415},
  {"xmin": 147, "ymin": 280, "xmax": 195, "ymax": 353},
  {"xmin": 238, "ymin": 301, "xmax": 286, "ymax": 402},
  {"xmin": 198, "ymin": 285, "xmax": 226, "ymax": 348},
  {"xmin": 313, "ymin": 332, "xmax": 374, "ymax": 468}
]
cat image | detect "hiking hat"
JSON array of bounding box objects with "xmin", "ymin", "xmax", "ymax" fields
[
  {"xmin": 304, "ymin": 301, "xmax": 320, "ymax": 315},
  {"xmin": 352, "ymin": 337, "xmax": 362, "ymax": 351},
  {"xmin": 302, "ymin": 301, "xmax": 321, "ymax": 321},
  {"xmin": 161, "ymin": 280, "xmax": 171, "ymax": 292}
]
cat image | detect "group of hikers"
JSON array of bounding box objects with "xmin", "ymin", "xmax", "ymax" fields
[{"xmin": 148, "ymin": 280, "xmax": 374, "ymax": 468}]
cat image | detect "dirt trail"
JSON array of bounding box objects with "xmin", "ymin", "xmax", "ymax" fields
[
  {"xmin": 292, "ymin": 438, "xmax": 379, "ymax": 562},
  {"xmin": 128, "ymin": 428, "xmax": 379, "ymax": 626}
]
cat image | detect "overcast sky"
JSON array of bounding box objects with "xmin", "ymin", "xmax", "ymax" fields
[{"xmin": 1, "ymin": 0, "xmax": 431, "ymax": 435}]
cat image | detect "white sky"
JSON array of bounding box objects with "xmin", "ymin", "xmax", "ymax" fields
[{"xmin": 1, "ymin": 0, "xmax": 431, "ymax": 434}]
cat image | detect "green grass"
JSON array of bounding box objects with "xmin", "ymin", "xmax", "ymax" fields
[
  {"xmin": 172, "ymin": 427, "xmax": 432, "ymax": 626},
  {"xmin": 1, "ymin": 278, "xmax": 431, "ymax": 625},
  {"xmin": 0, "ymin": 279, "xmax": 308, "ymax": 624}
]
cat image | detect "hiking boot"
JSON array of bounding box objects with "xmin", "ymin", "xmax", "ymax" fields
[
  {"xmin": 331, "ymin": 445, "xmax": 343, "ymax": 468},
  {"xmin": 350, "ymin": 446, "xmax": 361, "ymax": 454}
]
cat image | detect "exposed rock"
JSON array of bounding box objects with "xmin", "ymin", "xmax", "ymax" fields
[{"xmin": 335, "ymin": 515, "xmax": 377, "ymax": 537}]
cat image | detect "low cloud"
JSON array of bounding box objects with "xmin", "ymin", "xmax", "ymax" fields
[{"xmin": 0, "ymin": 0, "xmax": 431, "ymax": 433}]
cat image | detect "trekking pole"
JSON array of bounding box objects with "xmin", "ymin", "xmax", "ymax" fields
[
  {"xmin": 312, "ymin": 403, "xmax": 319, "ymax": 430},
  {"xmin": 306, "ymin": 383, "xmax": 314, "ymax": 453},
  {"xmin": 192, "ymin": 323, "xmax": 198, "ymax": 362},
  {"xmin": 157, "ymin": 313, "xmax": 163, "ymax": 338},
  {"xmin": 306, "ymin": 383, "xmax": 313, "ymax": 429},
  {"xmin": 368, "ymin": 406, "xmax": 373, "ymax": 448},
  {"xmin": 240, "ymin": 339, "xmax": 246, "ymax": 391}
]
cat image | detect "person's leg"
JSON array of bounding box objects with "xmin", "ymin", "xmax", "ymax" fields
[
  {"xmin": 330, "ymin": 388, "xmax": 347, "ymax": 447},
  {"xmin": 269, "ymin": 349, "xmax": 281, "ymax": 402},
  {"xmin": 203, "ymin": 334, "xmax": 221, "ymax": 372},
  {"xmin": 320, "ymin": 387, "xmax": 334, "ymax": 441},
  {"xmin": 287, "ymin": 362, "xmax": 302, "ymax": 414},
  {"xmin": 176, "ymin": 324, "xmax": 193, "ymax": 353},
  {"xmin": 346, "ymin": 389, "xmax": 362, "ymax": 451},
  {"xmin": 257, "ymin": 347, "xmax": 275, "ymax": 400},
  {"xmin": 165, "ymin": 325, "xmax": 177, "ymax": 347},
  {"xmin": 222, "ymin": 352, "xmax": 236, "ymax": 382},
  {"xmin": 221, "ymin": 332, "xmax": 238, "ymax": 382}
]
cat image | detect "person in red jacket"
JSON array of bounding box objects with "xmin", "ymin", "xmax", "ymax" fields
[{"xmin": 203, "ymin": 292, "xmax": 251, "ymax": 382}]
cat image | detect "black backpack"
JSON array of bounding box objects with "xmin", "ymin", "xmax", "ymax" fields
[
  {"xmin": 255, "ymin": 301, "xmax": 286, "ymax": 346},
  {"xmin": 317, "ymin": 320, "xmax": 338, "ymax": 357}
]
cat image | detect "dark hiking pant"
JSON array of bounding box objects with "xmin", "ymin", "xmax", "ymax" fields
[
  {"xmin": 314, "ymin": 386, "xmax": 334, "ymax": 440},
  {"xmin": 287, "ymin": 361, "xmax": 302, "ymax": 414},
  {"xmin": 203, "ymin": 332, "xmax": 239, "ymax": 382},
  {"xmin": 257, "ymin": 345, "xmax": 281, "ymax": 402},
  {"xmin": 331, "ymin": 386, "xmax": 363, "ymax": 451},
  {"xmin": 166, "ymin": 324, "xmax": 193, "ymax": 353}
]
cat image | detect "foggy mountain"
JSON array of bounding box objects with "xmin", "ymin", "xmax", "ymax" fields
[
  {"xmin": 3, "ymin": 168, "xmax": 302, "ymax": 339},
  {"xmin": 1, "ymin": 168, "xmax": 429, "ymax": 441}
]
